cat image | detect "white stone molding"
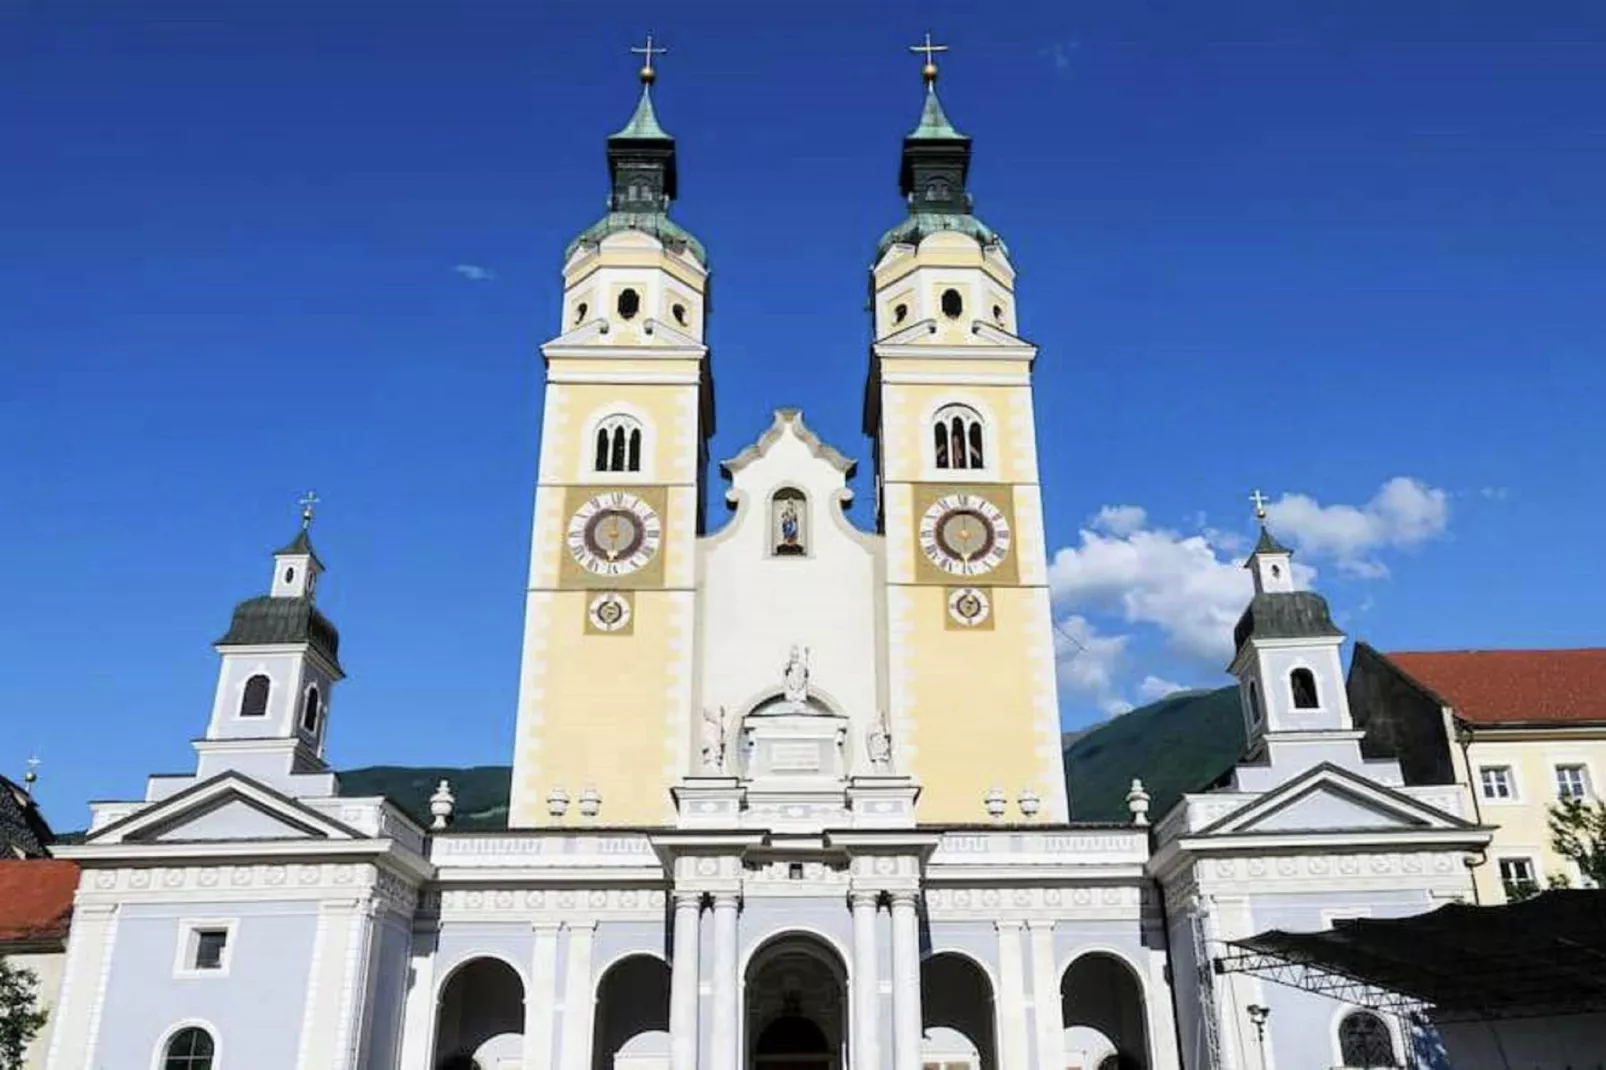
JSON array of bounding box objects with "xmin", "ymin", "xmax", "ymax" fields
[
  {"xmin": 526, "ymin": 922, "xmax": 563, "ymax": 1070},
  {"xmin": 560, "ymin": 922, "xmax": 598, "ymax": 1070},
  {"xmin": 669, "ymin": 894, "xmax": 702, "ymax": 1070},
  {"xmin": 79, "ymin": 903, "xmax": 122, "ymax": 1070},
  {"xmin": 397, "ymin": 936, "xmax": 439, "ymax": 1070},
  {"xmin": 709, "ymin": 894, "xmax": 740, "ymax": 1070},
  {"xmin": 993, "ymin": 921, "xmax": 1029, "ymax": 1070},
  {"xmin": 849, "ymin": 891, "xmax": 882, "ymax": 1070},
  {"xmin": 1027, "ymin": 920, "xmax": 1064, "ymax": 1070},
  {"xmin": 332, "ymin": 898, "xmax": 380, "ymax": 1070},
  {"xmin": 889, "ymin": 891, "xmax": 922, "ymax": 1070}
]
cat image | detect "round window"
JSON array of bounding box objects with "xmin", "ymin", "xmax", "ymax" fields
[
  {"xmin": 617, "ymin": 288, "xmax": 641, "ymax": 320},
  {"xmin": 940, "ymin": 288, "xmax": 963, "ymax": 319},
  {"xmin": 574, "ymin": 301, "xmax": 588, "ymax": 324},
  {"xmin": 672, "ymin": 303, "xmax": 688, "ymax": 326},
  {"xmin": 893, "ymin": 303, "xmax": 909, "ymax": 324}
]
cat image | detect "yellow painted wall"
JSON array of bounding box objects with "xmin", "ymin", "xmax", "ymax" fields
[
  {"xmin": 879, "ymin": 379, "xmax": 1039, "ymax": 487},
  {"xmin": 1453, "ymin": 731, "xmax": 1606, "ymax": 901}
]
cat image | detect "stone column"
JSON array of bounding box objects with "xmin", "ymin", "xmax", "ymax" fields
[
  {"xmin": 1027, "ymin": 920, "xmax": 1065, "ymax": 1070},
  {"xmin": 890, "ymin": 891, "xmax": 923, "ymax": 1070},
  {"xmin": 670, "ymin": 894, "xmax": 703, "ymax": 1070},
  {"xmin": 710, "ymin": 893, "xmax": 741, "ymax": 1070},
  {"xmin": 560, "ymin": 921, "xmax": 597, "ymax": 1070},
  {"xmin": 525, "ymin": 922, "xmax": 562, "ymax": 1070},
  {"xmin": 994, "ymin": 921, "xmax": 1029, "ymax": 1070},
  {"xmin": 850, "ymin": 892, "xmax": 882, "ymax": 1070}
]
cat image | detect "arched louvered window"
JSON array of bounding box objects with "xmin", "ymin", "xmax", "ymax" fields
[
  {"xmin": 1338, "ymin": 1010, "xmax": 1398, "ymax": 1067},
  {"xmin": 162, "ymin": 1026, "xmax": 215, "ymax": 1070},
  {"xmin": 592, "ymin": 414, "xmax": 645, "ymax": 473},
  {"xmin": 1291, "ymin": 667, "xmax": 1320, "ymax": 709},
  {"xmin": 239, "ymin": 674, "xmax": 270, "ymax": 718},
  {"xmin": 933, "ymin": 404, "xmax": 986, "ymax": 470},
  {"xmin": 1248, "ymin": 681, "xmax": 1263, "ymax": 726},
  {"xmin": 300, "ymin": 685, "xmax": 321, "ymax": 734}
]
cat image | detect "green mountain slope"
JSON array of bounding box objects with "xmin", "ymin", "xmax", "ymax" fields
[
  {"xmin": 338, "ymin": 765, "xmax": 512, "ymax": 831},
  {"xmin": 1062, "ymin": 686, "xmax": 1246, "ymax": 822}
]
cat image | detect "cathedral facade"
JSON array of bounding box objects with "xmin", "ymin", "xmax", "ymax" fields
[{"xmin": 48, "ymin": 51, "xmax": 1490, "ymax": 1070}]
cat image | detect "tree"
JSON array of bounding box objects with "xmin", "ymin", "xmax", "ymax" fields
[
  {"xmin": 0, "ymin": 957, "xmax": 48, "ymax": 1070},
  {"xmin": 1547, "ymin": 796, "xmax": 1606, "ymax": 887}
]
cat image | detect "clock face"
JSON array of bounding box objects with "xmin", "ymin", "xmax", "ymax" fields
[
  {"xmin": 919, "ymin": 493, "xmax": 1011, "ymax": 576},
  {"xmin": 567, "ymin": 492, "xmax": 662, "ymax": 576}
]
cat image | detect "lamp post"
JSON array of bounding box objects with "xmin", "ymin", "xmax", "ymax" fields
[{"xmin": 1246, "ymin": 1004, "xmax": 1270, "ymax": 1068}]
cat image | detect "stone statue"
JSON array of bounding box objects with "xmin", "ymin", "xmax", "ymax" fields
[
  {"xmin": 866, "ymin": 710, "xmax": 893, "ymax": 772},
  {"xmin": 700, "ymin": 706, "xmax": 727, "ymax": 773},
  {"xmin": 782, "ymin": 645, "xmax": 810, "ymax": 704}
]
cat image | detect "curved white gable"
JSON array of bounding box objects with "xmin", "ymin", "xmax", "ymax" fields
[{"xmin": 696, "ymin": 410, "xmax": 885, "ymax": 770}]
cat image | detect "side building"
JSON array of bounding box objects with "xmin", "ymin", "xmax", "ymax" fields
[{"xmin": 1348, "ymin": 643, "xmax": 1606, "ymax": 901}]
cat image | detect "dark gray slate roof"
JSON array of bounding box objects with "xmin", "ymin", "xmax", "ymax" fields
[
  {"xmin": 1233, "ymin": 590, "xmax": 1342, "ymax": 653},
  {"xmin": 1, "ymin": 776, "xmax": 53, "ymax": 859},
  {"xmin": 215, "ymin": 596, "xmax": 341, "ymax": 671},
  {"xmin": 1250, "ymin": 525, "xmax": 1292, "ymax": 557},
  {"xmin": 273, "ymin": 528, "xmax": 324, "ymax": 568}
]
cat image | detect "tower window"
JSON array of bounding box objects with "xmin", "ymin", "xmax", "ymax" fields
[
  {"xmin": 617, "ymin": 288, "xmax": 640, "ymax": 320},
  {"xmin": 574, "ymin": 301, "xmax": 588, "ymax": 324},
  {"xmin": 893, "ymin": 303, "xmax": 909, "ymax": 325},
  {"xmin": 1290, "ymin": 668, "xmax": 1319, "ymax": 709},
  {"xmin": 1337, "ymin": 1009, "xmax": 1398, "ymax": 1068},
  {"xmin": 672, "ymin": 302, "xmax": 688, "ymax": 326},
  {"xmin": 284, "ymin": 566, "xmax": 295, "ymax": 584},
  {"xmin": 239, "ymin": 674, "xmax": 270, "ymax": 718},
  {"xmin": 932, "ymin": 404, "xmax": 985, "ymax": 470},
  {"xmin": 300, "ymin": 685, "xmax": 321, "ymax": 734},
  {"xmin": 593, "ymin": 414, "xmax": 645, "ymax": 473},
  {"xmin": 1248, "ymin": 680, "xmax": 1263, "ymax": 726},
  {"xmin": 162, "ymin": 1026, "xmax": 216, "ymax": 1069},
  {"xmin": 993, "ymin": 304, "xmax": 1005, "ymax": 324},
  {"xmin": 940, "ymin": 288, "xmax": 964, "ymax": 320}
]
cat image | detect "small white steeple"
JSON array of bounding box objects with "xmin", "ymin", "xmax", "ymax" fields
[
  {"xmin": 270, "ymin": 491, "xmax": 324, "ymax": 601},
  {"xmin": 1244, "ymin": 489, "xmax": 1295, "ymax": 594}
]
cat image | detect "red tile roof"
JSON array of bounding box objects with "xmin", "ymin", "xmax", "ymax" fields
[
  {"xmin": 1385, "ymin": 648, "xmax": 1606, "ymax": 726},
  {"xmin": 0, "ymin": 859, "xmax": 78, "ymax": 945}
]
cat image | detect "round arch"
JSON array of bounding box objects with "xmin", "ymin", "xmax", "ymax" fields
[
  {"xmin": 593, "ymin": 953, "xmax": 672, "ymax": 1070},
  {"xmin": 433, "ymin": 956, "xmax": 526, "ymax": 1070},
  {"xmin": 1061, "ymin": 951, "xmax": 1151, "ymax": 1070},
  {"xmin": 149, "ymin": 1018, "xmax": 221, "ymax": 1070},
  {"xmin": 921, "ymin": 951, "xmax": 998, "ymax": 1070},
  {"xmin": 744, "ymin": 931, "xmax": 851, "ymax": 1070}
]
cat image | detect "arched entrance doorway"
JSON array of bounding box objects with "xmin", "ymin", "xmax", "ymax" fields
[
  {"xmin": 921, "ymin": 952, "xmax": 997, "ymax": 1070},
  {"xmin": 593, "ymin": 954, "xmax": 672, "ymax": 1070},
  {"xmin": 433, "ymin": 957, "xmax": 525, "ymax": 1070},
  {"xmin": 1061, "ymin": 953, "xmax": 1149, "ymax": 1070},
  {"xmin": 745, "ymin": 935, "xmax": 847, "ymax": 1070}
]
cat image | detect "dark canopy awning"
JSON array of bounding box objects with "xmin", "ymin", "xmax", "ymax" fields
[{"xmin": 1218, "ymin": 891, "xmax": 1606, "ymax": 1020}]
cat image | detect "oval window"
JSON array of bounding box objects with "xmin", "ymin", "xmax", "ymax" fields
[
  {"xmin": 617, "ymin": 288, "xmax": 641, "ymax": 320},
  {"xmin": 893, "ymin": 303, "xmax": 909, "ymax": 324},
  {"xmin": 940, "ymin": 288, "xmax": 963, "ymax": 319},
  {"xmin": 574, "ymin": 301, "xmax": 588, "ymax": 324},
  {"xmin": 284, "ymin": 566, "xmax": 295, "ymax": 583},
  {"xmin": 672, "ymin": 303, "xmax": 688, "ymax": 326}
]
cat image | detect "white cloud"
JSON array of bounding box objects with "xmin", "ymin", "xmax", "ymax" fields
[
  {"xmin": 1039, "ymin": 40, "xmax": 1079, "ymax": 73},
  {"xmin": 1265, "ymin": 477, "xmax": 1449, "ymax": 577},
  {"xmin": 1090, "ymin": 505, "xmax": 1147, "ymax": 536},
  {"xmin": 1049, "ymin": 524, "xmax": 1254, "ymax": 663},
  {"xmin": 1052, "ymin": 614, "xmax": 1130, "ymax": 713},
  {"xmin": 1479, "ymin": 486, "xmax": 1510, "ymax": 501},
  {"xmin": 1137, "ymin": 675, "xmax": 1187, "ymax": 702},
  {"xmin": 453, "ymin": 263, "xmax": 496, "ymax": 282}
]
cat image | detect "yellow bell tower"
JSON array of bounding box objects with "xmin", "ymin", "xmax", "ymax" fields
[
  {"xmin": 509, "ymin": 42, "xmax": 713, "ymax": 827},
  {"xmin": 864, "ymin": 43, "xmax": 1069, "ymax": 823}
]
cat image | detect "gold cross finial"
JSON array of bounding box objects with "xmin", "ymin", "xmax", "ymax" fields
[
  {"xmin": 299, "ymin": 490, "xmax": 320, "ymax": 530},
  {"xmin": 1249, "ymin": 489, "xmax": 1270, "ymax": 521},
  {"xmin": 909, "ymin": 32, "xmax": 948, "ymax": 84},
  {"xmin": 631, "ymin": 32, "xmax": 668, "ymax": 85}
]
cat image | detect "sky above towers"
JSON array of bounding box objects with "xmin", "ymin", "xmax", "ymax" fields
[{"xmin": 6, "ymin": 1, "xmax": 1604, "ymax": 820}]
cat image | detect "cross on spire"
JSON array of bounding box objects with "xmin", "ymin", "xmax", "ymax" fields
[
  {"xmin": 1249, "ymin": 488, "xmax": 1270, "ymax": 521},
  {"xmin": 631, "ymin": 32, "xmax": 668, "ymax": 84},
  {"xmin": 299, "ymin": 490, "xmax": 320, "ymax": 530},
  {"xmin": 909, "ymin": 32, "xmax": 948, "ymax": 84}
]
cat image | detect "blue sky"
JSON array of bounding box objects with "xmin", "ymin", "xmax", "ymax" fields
[{"xmin": 6, "ymin": 1, "xmax": 1604, "ymax": 824}]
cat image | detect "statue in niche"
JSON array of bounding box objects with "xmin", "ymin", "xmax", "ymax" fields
[
  {"xmin": 867, "ymin": 710, "xmax": 894, "ymax": 772},
  {"xmin": 782, "ymin": 646, "xmax": 811, "ymax": 705},
  {"xmin": 700, "ymin": 706, "xmax": 728, "ymax": 773},
  {"xmin": 771, "ymin": 488, "xmax": 806, "ymax": 556}
]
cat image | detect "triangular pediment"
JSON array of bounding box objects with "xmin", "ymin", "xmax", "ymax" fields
[
  {"xmin": 88, "ymin": 772, "xmax": 360, "ymax": 845},
  {"xmin": 1198, "ymin": 763, "xmax": 1472, "ymax": 838}
]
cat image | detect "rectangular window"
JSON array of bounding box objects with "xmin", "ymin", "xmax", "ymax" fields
[
  {"xmin": 1498, "ymin": 857, "xmax": 1537, "ymax": 901},
  {"xmin": 1479, "ymin": 765, "xmax": 1514, "ymax": 800},
  {"xmin": 1556, "ymin": 764, "xmax": 1591, "ymax": 800},
  {"xmin": 193, "ymin": 929, "xmax": 228, "ymax": 970}
]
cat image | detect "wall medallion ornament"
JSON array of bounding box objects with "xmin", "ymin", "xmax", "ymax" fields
[
  {"xmin": 945, "ymin": 586, "xmax": 992, "ymax": 628},
  {"xmin": 920, "ymin": 493, "xmax": 1011, "ymax": 576},
  {"xmin": 566, "ymin": 491, "xmax": 661, "ymax": 576},
  {"xmin": 587, "ymin": 591, "xmax": 633, "ymax": 634}
]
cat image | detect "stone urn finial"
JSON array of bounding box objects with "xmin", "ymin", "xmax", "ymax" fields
[
  {"xmin": 984, "ymin": 786, "xmax": 1008, "ymax": 822},
  {"xmin": 578, "ymin": 786, "xmax": 602, "ymax": 819},
  {"xmin": 429, "ymin": 779, "xmax": 456, "ymax": 830},
  {"xmin": 1127, "ymin": 778, "xmax": 1151, "ymax": 827},
  {"xmin": 1018, "ymin": 787, "xmax": 1041, "ymax": 820},
  {"xmin": 546, "ymin": 787, "xmax": 571, "ymax": 819}
]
